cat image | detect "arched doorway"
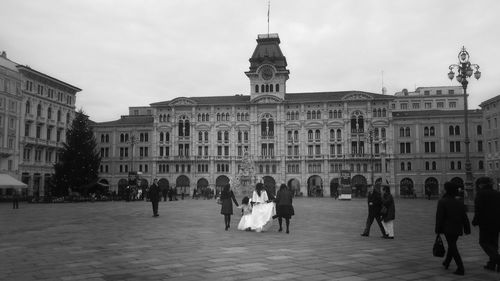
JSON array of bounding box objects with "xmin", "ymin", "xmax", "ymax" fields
[
  {"xmin": 400, "ymin": 178, "xmax": 414, "ymax": 197},
  {"xmin": 425, "ymin": 177, "xmax": 439, "ymax": 197},
  {"xmin": 215, "ymin": 175, "xmax": 230, "ymax": 193},
  {"xmin": 118, "ymin": 178, "xmax": 128, "ymax": 198},
  {"xmin": 307, "ymin": 175, "xmax": 323, "ymax": 197},
  {"xmin": 158, "ymin": 178, "xmax": 169, "ymax": 200},
  {"xmin": 287, "ymin": 178, "xmax": 300, "ymax": 197},
  {"xmin": 263, "ymin": 176, "xmax": 276, "ymax": 196},
  {"xmin": 330, "ymin": 178, "xmax": 340, "ymax": 198},
  {"xmin": 351, "ymin": 175, "xmax": 367, "ymax": 197},
  {"xmin": 176, "ymin": 175, "xmax": 190, "ymax": 195}
]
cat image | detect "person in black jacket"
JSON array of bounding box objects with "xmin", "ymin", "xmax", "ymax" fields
[
  {"xmin": 435, "ymin": 181, "xmax": 471, "ymax": 276},
  {"xmin": 472, "ymin": 176, "xmax": 500, "ymax": 272},
  {"xmin": 220, "ymin": 184, "xmax": 239, "ymax": 231},
  {"xmin": 361, "ymin": 185, "xmax": 387, "ymax": 237},
  {"xmin": 149, "ymin": 179, "xmax": 160, "ymax": 217},
  {"xmin": 275, "ymin": 184, "xmax": 294, "ymax": 234}
]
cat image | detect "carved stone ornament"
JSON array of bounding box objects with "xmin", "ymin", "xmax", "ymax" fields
[
  {"xmin": 169, "ymin": 97, "xmax": 196, "ymax": 106},
  {"xmin": 342, "ymin": 93, "xmax": 373, "ymax": 101}
]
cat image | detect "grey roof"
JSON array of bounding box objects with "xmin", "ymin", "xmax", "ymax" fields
[
  {"xmin": 150, "ymin": 91, "xmax": 393, "ymax": 107},
  {"xmin": 93, "ymin": 115, "xmax": 154, "ymax": 127}
]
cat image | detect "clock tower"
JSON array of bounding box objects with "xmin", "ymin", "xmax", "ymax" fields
[{"xmin": 245, "ymin": 33, "xmax": 289, "ymax": 102}]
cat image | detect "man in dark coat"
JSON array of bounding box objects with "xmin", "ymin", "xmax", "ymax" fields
[
  {"xmin": 472, "ymin": 177, "xmax": 500, "ymax": 271},
  {"xmin": 149, "ymin": 179, "xmax": 160, "ymax": 217},
  {"xmin": 361, "ymin": 185, "xmax": 387, "ymax": 237},
  {"xmin": 436, "ymin": 182, "xmax": 471, "ymax": 275}
]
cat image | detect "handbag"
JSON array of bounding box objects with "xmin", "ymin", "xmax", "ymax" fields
[
  {"xmin": 433, "ymin": 234, "xmax": 445, "ymax": 257},
  {"xmin": 380, "ymin": 206, "xmax": 388, "ymax": 215},
  {"xmin": 216, "ymin": 197, "xmax": 222, "ymax": 205}
]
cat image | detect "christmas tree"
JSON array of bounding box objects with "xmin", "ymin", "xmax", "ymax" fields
[{"xmin": 52, "ymin": 110, "xmax": 101, "ymax": 196}]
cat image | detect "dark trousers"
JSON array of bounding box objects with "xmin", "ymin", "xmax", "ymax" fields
[
  {"xmin": 479, "ymin": 228, "xmax": 500, "ymax": 264},
  {"xmin": 13, "ymin": 199, "xmax": 19, "ymax": 209},
  {"xmin": 444, "ymin": 233, "xmax": 464, "ymax": 270},
  {"xmin": 363, "ymin": 212, "xmax": 386, "ymax": 236},
  {"xmin": 151, "ymin": 200, "xmax": 159, "ymax": 216}
]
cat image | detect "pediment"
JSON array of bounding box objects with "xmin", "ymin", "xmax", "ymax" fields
[
  {"xmin": 251, "ymin": 95, "xmax": 283, "ymax": 104},
  {"xmin": 169, "ymin": 97, "xmax": 196, "ymax": 106},
  {"xmin": 342, "ymin": 93, "xmax": 373, "ymax": 101}
]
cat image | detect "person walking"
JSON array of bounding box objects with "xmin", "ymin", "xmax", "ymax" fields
[
  {"xmin": 472, "ymin": 176, "xmax": 500, "ymax": 272},
  {"xmin": 435, "ymin": 181, "xmax": 471, "ymax": 276},
  {"xmin": 275, "ymin": 184, "xmax": 294, "ymax": 234},
  {"xmin": 361, "ymin": 185, "xmax": 387, "ymax": 237},
  {"xmin": 220, "ymin": 184, "xmax": 239, "ymax": 231},
  {"xmin": 149, "ymin": 179, "xmax": 160, "ymax": 217},
  {"xmin": 12, "ymin": 189, "xmax": 20, "ymax": 209},
  {"xmin": 381, "ymin": 185, "xmax": 395, "ymax": 239}
]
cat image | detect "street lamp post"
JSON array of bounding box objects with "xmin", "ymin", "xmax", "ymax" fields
[
  {"xmin": 366, "ymin": 125, "xmax": 375, "ymax": 188},
  {"xmin": 447, "ymin": 46, "xmax": 481, "ymax": 204}
]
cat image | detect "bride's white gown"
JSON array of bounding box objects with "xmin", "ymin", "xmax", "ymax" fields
[{"xmin": 248, "ymin": 190, "xmax": 276, "ymax": 232}]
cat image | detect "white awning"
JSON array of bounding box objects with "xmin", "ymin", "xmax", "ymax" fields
[{"xmin": 0, "ymin": 174, "xmax": 28, "ymax": 189}]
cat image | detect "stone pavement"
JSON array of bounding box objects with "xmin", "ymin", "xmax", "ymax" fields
[{"xmin": 0, "ymin": 197, "xmax": 499, "ymax": 281}]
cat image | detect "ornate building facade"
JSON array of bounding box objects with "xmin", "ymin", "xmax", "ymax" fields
[
  {"xmin": 91, "ymin": 33, "xmax": 485, "ymax": 198},
  {"xmin": 0, "ymin": 51, "xmax": 80, "ymax": 198},
  {"xmin": 480, "ymin": 95, "xmax": 500, "ymax": 188}
]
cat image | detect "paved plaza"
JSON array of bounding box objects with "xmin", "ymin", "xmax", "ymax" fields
[{"xmin": 1, "ymin": 197, "xmax": 499, "ymax": 281}]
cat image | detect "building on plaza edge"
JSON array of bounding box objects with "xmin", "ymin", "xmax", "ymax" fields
[
  {"xmin": 92, "ymin": 33, "xmax": 486, "ymax": 198},
  {"xmin": 0, "ymin": 51, "xmax": 80, "ymax": 199}
]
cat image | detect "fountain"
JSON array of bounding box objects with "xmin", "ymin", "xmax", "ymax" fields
[{"xmin": 232, "ymin": 152, "xmax": 259, "ymax": 196}]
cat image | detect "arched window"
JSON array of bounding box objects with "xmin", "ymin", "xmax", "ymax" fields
[
  {"xmin": 454, "ymin": 125, "xmax": 460, "ymax": 135},
  {"xmin": 381, "ymin": 128, "xmax": 386, "ymax": 138},
  {"xmin": 255, "ymin": 85, "xmax": 259, "ymax": 93},
  {"xmin": 377, "ymin": 108, "xmax": 382, "ymax": 117},
  {"xmin": 479, "ymin": 160, "xmax": 484, "ymax": 169},
  {"xmin": 25, "ymin": 101, "xmax": 31, "ymax": 114},
  {"xmin": 315, "ymin": 129, "xmax": 320, "ymax": 140},
  {"xmin": 288, "ymin": 131, "xmax": 293, "ymax": 142},
  {"xmin": 224, "ymin": 131, "xmax": 229, "ymax": 142},
  {"xmin": 261, "ymin": 85, "xmax": 265, "ymax": 92},
  {"xmin": 165, "ymin": 132, "xmax": 170, "ymax": 142},
  {"xmin": 338, "ymin": 110, "xmax": 342, "ymax": 118},
  {"xmin": 216, "ymin": 113, "xmax": 220, "ymax": 121},
  {"xmin": 265, "ymin": 84, "xmax": 269, "ymax": 92},
  {"xmin": 401, "ymin": 162, "xmax": 405, "ymax": 171},
  {"xmin": 217, "ymin": 131, "xmax": 222, "ymax": 141},
  {"xmin": 197, "ymin": 114, "xmax": 201, "ymax": 122},
  {"xmin": 37, "ymin": 104, "xmax": 42, "ymax": 117},
  {"xmin": 432, "ymin": 161, "xmax": 436, "ymax": 170},
  {"xmin": 449, "ymin": 125, "xmax": 454, "ymax": 135},
  {"xmin": 160, "ymin": 132, "xmax": 164, "ymax": 142},
  {"xmin": 47, "ymin": 107, "xmax": 52, "ymax": 119},
  {"xmin": 294, "ymin": 131, "xmax": 298, "ymax": 142},
  {"xmin": 270, "ymin": 84, "xmax": 273, "ymax": 92},
  {"xmin": 312, "ymin": 111, "xmax": 316, "ymax": 119},
  {"xmin": 204, "ymin": 131, "xmax": 208, "ymax": 141},
  {"xmin": 66, "ymin": 112, "xmax": 70, "ymax": 123},
  {"xmin": 198, "ymin": 131, "xmax": 203, "ymax": 142},
  {"xmin": 276, "ymin": 84, "xmax": 279, "ymax": 92},
  {"xmin": 317, "ymin": 110, "xmax": 321, "ymax": 119},
  {"xmin": 424, "ymin": 127, "xmax": 429, "ymax": 136},
  {"xmin": 337, "ymin": 129, "xmax": 342, "ymax": 140},
  {"xmin": 287, "ymin": 112, "xmax": 290, "ymax": 120},
  {"xmin": 400, "ymin": 127, "xmax": 405, "ymax": 137},
  {"xmin": 407, "ymin": 162, "xmax": 411, "ymax": 171},
  {"xmin": 238, "ymin": 131, "xmax": 242, "ymax": 142},
  {"xmin": 178, "ymin": 120, "xmax": 184, "ymax": 136},
  {"xmin": 477, "ymin": 125, "xmax": 482, "ymax": 135},
  {"xmin": 330, "ymin": 129, "xmax": 335, "ymax": 140},
  {"xmin": 373, "ymin": 108, "xmax": 377, "ymax": 117},
  {"xmin": 425, "ymin": 161, "xmax": 430, "ymax": 170},
  {"xmin": 451, "ymin": 161, "xmax": 455, "ymax": 170},
  {"xmin": 430, "ymin": 126, "xmax": 435, "ymax": 136},
  {"xmin": 382, "ymin": 109, "xmax": 386, "ymax": 117},
  {"xmin": 307, "ymin": 111, "xmax": 311, "ymax": 120},
  {"xmin": 405, "ymin": 127, "xmax": 410, "ymax": 137},
  {"xmin": 244, "ymin": 131, "xmax": 248, "ymax": 141},
  {"xmin": 308, "ymin": 130, "xmax": 313, "ymax": 141}
]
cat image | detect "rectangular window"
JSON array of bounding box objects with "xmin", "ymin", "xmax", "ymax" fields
[
  {"xmin": 448, "ymin": 89, "xmax": 455, "ymax": 95},
  {"xmin": 436, "ymin": 90, "xmax": 442, "ymax": 95},
  {"xmin": 449, "ymin": 102, "xmax": 456, "ymax": 108},
  {"xmin": 478, "ymin": 141, "xmax": 483, "ymax": 152},
  {"xmin": 437, "ymin": 102, "xmax": 444, "ymax": 108},
  {"xmin": 425, "ymin": 102, "xmax": 432, "ymax": 109},
  {"xmin": 412, "ymin": 103, "xmax": 420, "ymax": 109},
  {"xmin": 400, "ymin": 103, "xmax": 408, "ymax": 110},
  {"xmin": 424, "ymin": 90, "xmax": 430, "ymax": 96}
]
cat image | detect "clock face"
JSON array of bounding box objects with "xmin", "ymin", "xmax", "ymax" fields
[{"xmin": 260, "ymin": 66, "xmax": 273, "ymax": 80}]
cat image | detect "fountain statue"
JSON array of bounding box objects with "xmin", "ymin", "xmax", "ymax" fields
[{"xmin": 232, "ymin": 151, "xmax": 259, "ymax": 196}]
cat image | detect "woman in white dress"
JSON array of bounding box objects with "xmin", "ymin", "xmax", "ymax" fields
[{"xmin": 248, "ymin": 183, "xmax": 276, "ymax": 232}]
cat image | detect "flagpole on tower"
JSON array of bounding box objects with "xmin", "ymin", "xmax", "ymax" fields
[{"xmin": 267, "ymin": 0, "xmax": 270, "ymax": 35}]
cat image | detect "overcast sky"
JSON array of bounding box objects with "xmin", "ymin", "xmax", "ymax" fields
[{"xmin": 1, "ymin": 0, "xmax": 499, "ymax": 122}]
